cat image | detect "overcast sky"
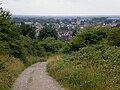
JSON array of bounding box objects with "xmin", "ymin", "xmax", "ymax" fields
[{"xmin": 1, "ymin": 0, "xmax": 120, "ymax": 16}]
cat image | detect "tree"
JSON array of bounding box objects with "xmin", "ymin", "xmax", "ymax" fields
[
  {"xmin": 0, "ymin": 6, "xmax": 20, "ymax": 56},
  {"xmin": 0, "ymin": 6, "xmax": 11, "ymax": 19},
  {"xmin": 38, "ymin": 26, "xmax": 58, "ymax": 40},
  {"xmin": 107, "ymin": 28, "xmax": 120, "ymax": 46},
  {"xmin": 39, "ymin": 37, "xmax": 64, "ymax": 53},
  {"xmin": 0, "ymin": 6, "xmax": 16, "ymax": 42},
  {"xmin": 63, "ymin": 27, "xmax": 108, "ymax": 52},
  {"xmin": 19, "ymin": 22, "xmax": 36, "ymax": 39},
  {"xmin": 72, "ymin": 26, "xmax": 80, "ymax": 36}
]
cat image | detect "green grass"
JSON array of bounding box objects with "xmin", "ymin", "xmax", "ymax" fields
[
  {"xmin": 25, "ymin": 56, "xmax": 47, "ymax": 66},
  {"xmin": 47, "ymin": 45, "xmax": 120, "ymax": 90}
]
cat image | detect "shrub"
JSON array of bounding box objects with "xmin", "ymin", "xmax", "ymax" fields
[
  {"xmin": 38, "ymin": 26, "xmax": 58, "ymax": 40},
  {"xmin": 39, "ymin": 37, "xmax": 64, "ymax": 54},
  {"xmin": 107, "ymin": 28, "xmax": 120, "ymax": 46},
  {"xmin": 47, "ymin": 45, "xmax": 120, "ymax": 90},
  {"xmin": 0, "ymin": 6, "xmax": 48, "ymax": 90},
  {"xmin": 62, "ymin": 27, "xmax": 109, "ymax": 53}
]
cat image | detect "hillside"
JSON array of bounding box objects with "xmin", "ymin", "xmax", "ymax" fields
[
  {"xmin": 47, "ymin": 27, "xmax": 120, "ymax": 90},
  {"xmin": 0, "ymin": 6, "xmax": 120, "ymax": 90}
]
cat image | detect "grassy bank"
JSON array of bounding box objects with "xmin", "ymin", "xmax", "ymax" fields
[
  {"xmin": 0, "ymin": 55, "xmax": 47, "ymax": 90},
  {"xmin": 47, "ymin": 45, "xmax": 120, "ymax": 90},
  {"xmin": 47, "ymin": 27, "xmax": 120, "ymax": 90},
  {"xmin": 0, "ymin": 55, "xmax": 24, "ymax": 90}
]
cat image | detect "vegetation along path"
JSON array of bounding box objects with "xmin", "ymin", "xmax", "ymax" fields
[{"xmin": 12, "ymin": 62, "xmax": 63, "ymax": 90}]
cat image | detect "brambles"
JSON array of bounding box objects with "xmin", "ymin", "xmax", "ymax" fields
[
  {"xmin": 48, "ymin": 27, "xmax": 120, "ymax": 90},
  {"xmin": 107, "ymin": 28, "xmax": 120, "ymax": 46},
  {"xmin": 39, "ymin": 37, "xmax": 64, "ymax": 54},
  {"xmin": 66, "ymin": 27, "xmax": 109, "ymax": 52},
  {"xmin": 48, "ymin": 45, "xmax": 120, "ymax": 90}
]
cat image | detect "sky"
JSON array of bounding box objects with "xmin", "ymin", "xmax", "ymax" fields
[{"xmin": 1, "ymin": 0, "xmax": 120, "ymax": 16}]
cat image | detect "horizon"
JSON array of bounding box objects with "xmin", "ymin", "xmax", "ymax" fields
[{"xmin": 12, "ymin": 15, "xmax": 120, "ymax": 19}]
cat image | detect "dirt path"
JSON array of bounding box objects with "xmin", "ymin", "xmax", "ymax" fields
[{"xmin": 12, "ymin": 62, "xmax": 63, "ymax": 90}]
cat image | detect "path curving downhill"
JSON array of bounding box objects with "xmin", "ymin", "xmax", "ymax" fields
[{"xmin": 12, "ymin": 62, "xmax": 63, "ymax": 90}]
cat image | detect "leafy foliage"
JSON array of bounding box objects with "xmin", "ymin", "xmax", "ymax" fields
[
  {"xmin": 48, "ymin": 27, "xmax": 120, "ymax": 90},
  {"xmin": 38, "ymin": 26, "xmax": 58, "ymax": 40},
  {"xmin": 0, "ymin": 7, "xmax": 11, "ymax": 19},
  {"xmin": 0, "ymin": 7, "xmax": 20, "ymax": 55},
  {"xmin": 107, "ymin": 28, "xmax": 120, "ymax": 46},
  {"xmin": 48, "ymin": 45, "xmax": 120, "ymax": 90},
  {"xmin": 18, "ymin": 22, "xmax": 36, "ymax": 39},
  {"xmin": 61, "ymin": 27, "xmax": 120, "ymax": 53},
  {"xmin": 39, "ymin": 37, "xmax": 64, "ymax": 54},
  {"xmin": 0, "ymin": 6, "xmax": 46, "ymax": 62},
  {"xmin": 0, "ymin": 6, "xmax": 48, "ymax": 90},
  {"xmin": 70, "ymin": 27, "xmax": 108, "ymax": 51}
]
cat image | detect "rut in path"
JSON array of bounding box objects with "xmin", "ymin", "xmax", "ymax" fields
[{"xmin": 12, "ymin": 62, "xmax": 63, "ymax": 90}]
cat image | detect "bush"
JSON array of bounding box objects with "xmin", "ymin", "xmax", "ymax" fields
[
  {"xmin": 38, "ymin": 26, "xmax": 58, "ymax": 40},
  {"xmin": 0, "ymin": 6, "xmax": 48, "ymax": 90},
  {"xmin": 12, "ymin": 36, "xmax": 47, "ymax": 65},
  {"xmin": 47, "ymin": 45, "xmax": 120, "ymax": 90},
  {"xmin": 39, "ymin": 37, "xmax": 64, "ymax": 54},
  {"xmin": 62, "ymin": 27, "xmax": 109, "ymax": 52},
  {"xmin": 107, "ymin": 28, "xmax": 120, "ymax": 46}
]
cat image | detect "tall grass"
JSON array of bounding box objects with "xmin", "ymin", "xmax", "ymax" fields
[{"xmin": 0, "ymin": 55, "xmax": 25, "ymax": 90}]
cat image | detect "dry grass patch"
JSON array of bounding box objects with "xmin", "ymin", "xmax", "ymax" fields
[{"xmin": 47, "ymin": 55, "xmax": 62, "ymax": 63}]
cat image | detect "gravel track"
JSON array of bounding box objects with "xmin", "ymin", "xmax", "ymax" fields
[{"xmin": 12, "ymin": 62, "xmax": 62, "ymax": 90}]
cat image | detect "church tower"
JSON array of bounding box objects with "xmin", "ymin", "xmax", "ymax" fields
[{"xmin": 76, "ymin": 17, "xmax": 81, "ymax": 26}]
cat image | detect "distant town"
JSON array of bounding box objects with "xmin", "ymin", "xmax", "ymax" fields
[{"xmin": 12, "ymin": 16, "xmax": 120, "ymax": 41}]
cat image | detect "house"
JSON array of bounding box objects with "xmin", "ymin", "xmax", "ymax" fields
[{"xmin": 56, "ymin": 29, "xmax": 73, "ymax": 41}]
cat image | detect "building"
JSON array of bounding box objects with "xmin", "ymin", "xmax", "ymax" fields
[
  {"xmin": 57, "ymin": 29, "xmax": 73, "ymax": 41},
  {"xmin": 76, "ymin": 17, "xmax": 81, "ymax": 26}
]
